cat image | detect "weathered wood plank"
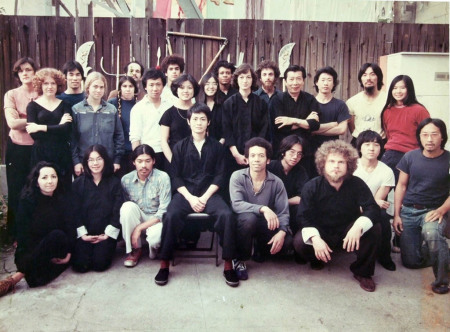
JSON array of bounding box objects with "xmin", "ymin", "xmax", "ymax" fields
[
  {"xmin": 220, "ymin": 19, "xmax": 238, "ymax": 65},
  {"xmin": 55, "ymin": 17, "xmax": 75, "ymax": 70},
  {"xmin": 148, "ymin": 18, "xmax": 167, "ymax": 69},
  {"xmin": 184, "ymin": 19, "xmax": 203, "ymax": 79},
  {"xmin": 94, "ymin": 17, "xmax": 114, "ymax": 92},
  {"xmin": 130, "ymin": 18, "xmax": 148, "ymax": 68}
]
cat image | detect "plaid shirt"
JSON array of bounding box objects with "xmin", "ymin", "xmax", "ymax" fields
[{"xmin": 121, "ymin": 169, "xmax": 171, "ymax": 220}]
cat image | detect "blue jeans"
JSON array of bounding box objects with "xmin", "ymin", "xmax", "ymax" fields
[{"xmin": 400, "ymin": 205, "xmax": 449, "ymax": 286}]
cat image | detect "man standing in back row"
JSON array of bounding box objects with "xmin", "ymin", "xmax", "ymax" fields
[{"xmin": 347, "ymin": 63, "xmax": 387, "ymax": 146}]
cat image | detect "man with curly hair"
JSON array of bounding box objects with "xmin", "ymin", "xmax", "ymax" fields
[
  {"xmin": 293, "ymin": 140, "xmax": 381, "ymax": 292},
  {"xmin": 160, "ymin": 54, "xmax": 185, "ymax": 104}
]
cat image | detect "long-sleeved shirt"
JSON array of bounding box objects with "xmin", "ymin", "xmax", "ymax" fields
[
  {"xmin": 15, "ymin": 192, "xmax": 71, "ymax": 259},
  {"xmin": 72, "ymin": 175, "xmax": 124, "ymax": 240},
  {"xmin": 267, "ymin": 160, "xmax": 309, "ymax": 199},
  {"xmin": 71, "ymin": 99, "xmax": 125, "ymax": 165},
  {"xmin": 222, "ymin": 92, "xmax": 269, "ymax": 154},
  {"xmin": 229, "ymin": 168, "xmax": 290, "ymax": 232},
  {"xmin": 121, "ymin": 168, "xmax": 171, "ymax": 221},
  {"xmin": 171, "ymin": 136, "xmax": 225, "ymax": 196},
  {"xmin": 270, "ymin": 90, "xmax": 321, "ymax": 151},
  {"xmin": 129, "ymin": 97, "xmax": 172, "ymax": 153},
  {"xmin": 298, "ymin": 175, "xmax": 380, "ymax": 244}
]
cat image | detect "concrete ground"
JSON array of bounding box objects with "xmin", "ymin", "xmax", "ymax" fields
[{"xmin": 0, "ymin": 236, "xmax": 448, "ymax": 332}]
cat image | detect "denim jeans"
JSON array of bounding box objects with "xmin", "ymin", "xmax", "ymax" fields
[{"xmin": 400, "ymin": 205, "xmax": 449, "ymax": 286}]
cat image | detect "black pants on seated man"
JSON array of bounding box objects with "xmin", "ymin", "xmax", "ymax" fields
[
  {"xmin": 294, "ymin": 222, "xmax": 380, "ymax": 277},
  {"xmin": 159, "ymin": 193, "xmax": 236, "ymax": 261},
  {"xmin": 237, "ymin": 212, "xmax": 293, "ymax": 261}
]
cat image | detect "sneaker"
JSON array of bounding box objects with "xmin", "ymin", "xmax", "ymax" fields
[
  {"xmin": 378, "ymin": 258, "xmax": 396, "ymax": 271},
  {"xmin": 0, "ymin": 277, "xmax": 15, "ymax": 297},
  {"xmin": 232, "ymin": 259, "xmax": 248, "ymax": 280},
  {"xmin": 124, "ymin": 248, "xmax": 142, "ymax": 267},
  {"xmin": 154, "ymin": 268, "xmax": 169, "ymax": 286},
  {"xmin": 223, "ymin": 269, "xmax": 239, "ymax": 287}
]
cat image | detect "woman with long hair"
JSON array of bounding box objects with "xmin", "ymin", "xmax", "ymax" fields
[
  {"xmin": 198, "ymin": 73, "xmax": 225, "ymax": 143},
  {"xmin": 26, "ymin": 68, "xmax": 73, "ymax": 189},
  {"xmin": 380, "ymin": 75, "xmax": 429, "ymax": 181},
  {"xmin": 0, "ymin": 162, "xmax": 72, "ymax": 297},
  {"xmin": 108, "ymin": 76, "xmax": 138, "ymax": 175},
  {"xmin": 71, "ymin": 145, "xmax": 123, "ymax": 273},
  {"xmin": 3, "ymin": 57, "xmax": 39, "ymax": 241}
]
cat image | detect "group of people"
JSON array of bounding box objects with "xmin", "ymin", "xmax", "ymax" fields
[{"xmin": 0, "ymin": 54, "xmax": 448, "ymax": 297}]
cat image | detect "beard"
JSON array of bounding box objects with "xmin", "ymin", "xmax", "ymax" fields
[
  {"xmin": 364, "ymin": 85, "xmax": 376, "ymax": 95},
  {"xmin": 325, "ymin": 173, "xmax": 345, "ymax": 184}
]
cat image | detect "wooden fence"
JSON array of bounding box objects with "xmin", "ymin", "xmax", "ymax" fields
[{"xmin": 0, "ymin": 16, "xmax": 448, "ymax": 161}]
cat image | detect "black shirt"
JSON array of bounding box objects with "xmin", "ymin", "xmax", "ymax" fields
[
  {"xmin": 208, "ymin": 103, "xmax": 224, "ymax": 141},
  {"xmin": 270, "ymin": 91, "xmax": 321, "ymax": 152},
  {"xmin": 222, "ymin": 92, "xmax": 269, "ymax": 154},
  {"xmin": 71, "ymin": 175, "xmax": 124, "ymax": 235},
  {"xmin": 297, "ymin": 175, "xmax": 380, "ymax": 235},
  {"xmin": 171, "ymin": 136, "xmax": 226, "ymax": 196},
  {"xmin": 268, "ymin": 160, "xmax": 309, "ymax": 199}
]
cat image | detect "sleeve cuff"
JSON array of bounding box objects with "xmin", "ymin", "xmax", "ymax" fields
[
  {"xmin": 302, "ymin": 227, "xmax": 320, "ymax": 245},
  {"xmin": 253, "ymin": 205, "xmax": 264, "ymax": 215},
  {"xmin": 76, "ymin": 226, "xmax": 88, "ymax": 238},
  {"xmin": 105, "ymin": 225, "xmax": 120, "ymax": 240},
  {"xmin": 354, "ymin": 216, "xmax": 373, "ymax": 235}
]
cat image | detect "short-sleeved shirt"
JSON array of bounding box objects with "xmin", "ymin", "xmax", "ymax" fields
[
  {"xmin": 313, "ymin": 97, "xmax": 350, "ymax": 148},
  {"xmin": 397, "ymin": 149, "xmax": 449, "ymax": 207},
  {"xmin": 347, "ymin": 90, "xmax": 387, "ymax": 138},
  {"xmin": 159, "ymin": 106, "xmax": 191, "ymax": 149},
  {"xmin": 354, "ymin": 159, "xmax": 395, "ymax": 197}
]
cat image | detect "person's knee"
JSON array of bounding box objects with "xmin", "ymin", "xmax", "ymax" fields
[
  {"xmin": 293, "ymin": 231, "xmax": 306, "ymax": 253},
  {"xmin": 120, "ymin": 202, "xmax": 139, "ymax": 224},
  {"xmin": 72, "ymin": 261, "xmax": 90, "ymax": 273},
  {"xmin": 91, "ymin": 259, "xmax": 112, "ymax": 272},
  {"xmin": 422, "ymin": 222, "xmax": 442, "ymax": 251},
  {"xmin": 237, "ymin": 213, "xmax": 258, "ymax": 233}
]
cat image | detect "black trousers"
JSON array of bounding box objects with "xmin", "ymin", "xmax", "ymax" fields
[
  {"xmin": 159, "ymin": 193, "xmax": 236, "ymax": 261},
  {"xmin": 378, "ymin": 209, "xmax": 394, "ymax": 263},
  {"xmin": 72, "ymin": 237, "xmax": 117, "ymax": 272},
  {"xmin": 236, "ymin": 212, "xmax": 293, "ymax": 261},
  {"xmin": 15, "ymin": 229, "xmax": 70, "ymax": 287},
  {"xmin": 293, "ymin": 222, "xmax": 381, "ymax": 278},
  {"xmin": 5, "ymin": 138, "xmax": 32, "ymax": 239}
]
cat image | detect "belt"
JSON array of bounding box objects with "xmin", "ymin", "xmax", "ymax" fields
[{"xmin": 403, "ymin": 204, "xmax": 438, "ymax": 210}]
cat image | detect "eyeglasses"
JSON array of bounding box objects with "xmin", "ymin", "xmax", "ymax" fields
[
  {"xmin": 286, "ymin": 149, "xmax": 303, "ymax": 157},
  {"xmin": 88, "ymin": 157, "xmax": 104, "ymax": 163}
]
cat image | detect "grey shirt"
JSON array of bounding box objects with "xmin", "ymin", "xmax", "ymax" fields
[{"xmin": 229, "ymin": 168, "xmax": 290, "ymax": 232}]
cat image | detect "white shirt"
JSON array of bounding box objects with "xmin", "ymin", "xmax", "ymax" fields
[
  {"xmin": 353, "ymin": 159, "xmax": 395, "ymax": 196},
  {"xmin": 129, "ymin": 96, "xmax": 172, "ymax": 153}
]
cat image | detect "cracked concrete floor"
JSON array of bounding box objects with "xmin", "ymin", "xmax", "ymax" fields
[{"xmin": 0, "ymin": 240, "xmax": 449, "ymax": 332}]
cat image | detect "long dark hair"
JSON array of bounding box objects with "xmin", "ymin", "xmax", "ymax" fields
[
  {"xmin": 198, "ymin": 73, "xmax": 223, "ymax": 105},
  {"xmin": 381, "ymin": 75, "xmax": 424, "ymax": 131},
  {"xmin": 82, "ymin": 144, "xmax": 114, "ymax": 179},
  {"xmin": 21, "ymin": 161, "xmax": 64, "ymax": 199},
  {"xmin": 117, "ymin": 76, "xmax": 138, "ymax": 117}
]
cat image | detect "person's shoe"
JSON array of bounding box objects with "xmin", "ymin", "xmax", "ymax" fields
[
  {"xmin": 154, "ymin": 268, "xmax": 169, "ymax": 286},
  {"xmin": 0, "ymin": 277, "xmax": 15, "ymax": 297},
  {"xmin": 354, "ymin": 275, "xmax": 376, "ymax": 292},
  {"xmin": 232, "ymin": 259, "xmax": 248, "ymax": 280},
  {"xmin": 223, "ymin": 269, "xmax": 239, "ymax": 287},
  {"xmin": 378, "ymin": 259, "xmax": 396, "ymax": 271},
  {"xmin": 310, "ymin": 260, "xmax": 325, "ymax": 270},
  {"xmin": 124, "ymin": 248, "xmax": 142, "ymax": 267},
  {"xmin": 431, "ymin": 284, "xmax": 449, "ymax": 295},
  {"xmin": 252, "ymin": 251, "xmax": 266, "ymax": 263}
]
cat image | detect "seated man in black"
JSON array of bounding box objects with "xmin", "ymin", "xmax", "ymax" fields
[
  {"xmin": 154, "ymin": 103, "xmax": 238, "ymax": 287},
  {"xmin": 294, "ymin": 140, "xmax": 381, "ymax": 292}
]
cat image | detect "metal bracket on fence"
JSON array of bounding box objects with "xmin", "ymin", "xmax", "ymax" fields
[{"xmin": 166, "ymin": 31, "xmax": 228, "ymax": 82}]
